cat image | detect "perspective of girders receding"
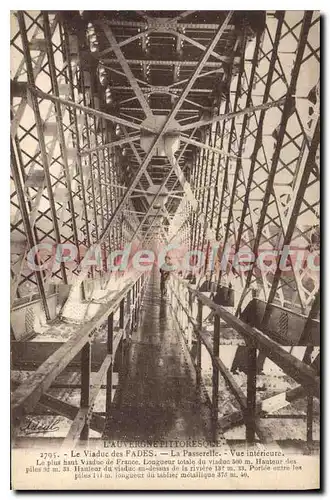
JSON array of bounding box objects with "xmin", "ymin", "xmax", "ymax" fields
[
  {"xmin": 10, "ymin": 11, "xmax": 320, "ymax": 448},
  {"xmin": 10, "ymin": 11, "xmax": 319, "ymax": 315}
]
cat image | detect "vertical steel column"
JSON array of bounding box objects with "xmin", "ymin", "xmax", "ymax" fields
[
  {"xmin": 131, "ymin": 282, "xmax": 136, "ymax": 329},
  {"xmin": 43, "ymin": 13, "xmax": 80, "ymax": 261},
  {"xmin": 302, "ymin": 291, "xmax": 320, "ymax": 348},
  {"xmin": 13, "ymin": 131, "xmax": 47, "ymax": 264},
  {"xmin": 215, "ymin": 38, "xmax": 244, "ymax": 244},
  {"xmin": 304, "ymin": 304, "xmax": 315, "ymax": 447},
  {"xmin": 109, "ymin": 145, "xmax": 118, "ymax": 250},
  {"xmin": 10, "ymin": 140, "xmax": 50, "ymax": 318},
  {"xmin": 246, "ymin": 343, "xmax": 257, "ymax": 443},
  {"xmin": 195, "ymin": 140, "xmax": 208, "ymax": 252},
  {"xmin": 236, "ymin": 11, "xmax": 313, "ymax": 312},
  {"xmin": 111, "ymin": 146, "xmax": 120, "ymax": 251},
  {"xmin": 93, "ymin": 120, "xmax": 106, "ymax": 235},
  {"xmin": 205, "ymin": 142, "xmax": 219, "ymax": 238},
  {"xmin": 209, "ymin": 107, "xmax": 224, "ymax": 229},
  {"xmin": 106, "ymin": 130, "xmax": 115, "ymax": 253},
  {"xmin": 91, "ymin": 109, "xmax": 107, "ymax": 273},
  {"xmin": 62, "ymin": 23, "xmax": 93, "ymax": 276},
  {"xmin": 306, "ymin": 394, "xmax": 314, "ymax": 447},
  {"xmin": 216, "ymin": 35, "xmax": 248, "ymax": 286},
  {"xmin": 191, "ymin": 150, "xmax": 203, "ymax": 253},
  {"xmin": 202, "ymin": 115, "xmax": 222, "ymax": 274},
  {"xmin": 106, "ymin": 312, "xmax": 114, "ymax": 414},
  {"xmin": 262, "ymin": 119, "xmax": 320, "ymax": 313},
  {"xmin": 221, "ymin": 31, "xmax": 261, "ymax": 263},
  {"xmin": 212, "ymin": 314, "xmax": 220, "ymax": 439},
  {"xmin": 100, "ymin": 120, "xmax": 112, "ymax": 260},
  {"xmin": 134, "ymin": 282, "xmax": 139, "ymax": 326},
  {"xmin": 76, "ymin": 41, "xmax": 100, "ymax": 251},
  {"xmin": 196, "ymin": 300, "xmax": 203, "ymax": 390},
  {"xmin": 189, "ymin": 151, "xmax": 198, "ymax": 253},
  {"xmin": 189, "ymin": 154, "xmax": 198, "ymax": 253},
  {"xmin": 80, "ymin": 341, "xmax": 91, "ymax": 440},
  {"xmin": 17, "ymin": 11, "xmax": 67, "ymax": 283},
  {"xmin": 84, "ymin": 120, "xmax": 100, "ymax": 245},
  {"xmin": 209, "ymin": 56, "xmax": 236, "ymax": 242},
  {"xmin": 126, "ymin": 289, "xmax": 131, "ymax": 338},
  {"xmin": 234, "ymin": 14, "xmax": 284, "ymax": 254},
  {"xmin": 136, "ymin": 280, "xmax": 141, "ymax": 321},
  {"xmin": 199, "ymin": 127, "xmax": 214, "ymax": 255},
  {"xmin": 119, "ymin": 297, "xmax": 125, "ymax": 367},
  {"xmin": 301, "ymin": 291, "xmax": 318, "ymax": 450}
]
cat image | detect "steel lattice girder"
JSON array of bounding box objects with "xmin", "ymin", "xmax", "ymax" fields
[
  {"xmin": 11, "ymin": 11, "xmax": 133, "ymax": 300},
  {"xmin": 180, "ymin": 11, "xmax": 319, "ymax": 316},
  {"xmin": 10, "ymin": 10, "xmax": 319, "ymax": 320},
  {"xmin": 215, "ymin": 12, "xmax": 319, "ymax": 311}
]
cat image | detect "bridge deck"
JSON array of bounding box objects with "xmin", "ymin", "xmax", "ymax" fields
[{"xmin": 104, "ymin": 270, "xmax": 211, "ymax": 441}]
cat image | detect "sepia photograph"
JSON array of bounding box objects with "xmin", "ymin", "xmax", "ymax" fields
[{"xmin": 10, "ymin": 8, "xmax": 320, "ymax": 490}]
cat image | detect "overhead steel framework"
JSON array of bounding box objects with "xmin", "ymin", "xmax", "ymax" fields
[{"xmin": 10, "ymin": 10, "xmax": 320, "ymax": 447}]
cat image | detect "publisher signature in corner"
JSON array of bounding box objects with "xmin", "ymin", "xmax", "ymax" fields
[{"xmin": 20, "ymin": 418, "xmax": 61, "ymax": 435}]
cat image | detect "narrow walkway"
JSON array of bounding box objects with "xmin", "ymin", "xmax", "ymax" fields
[{"xmin": 104, "ymin": 269, "xmax": 210, "ymax": 441}]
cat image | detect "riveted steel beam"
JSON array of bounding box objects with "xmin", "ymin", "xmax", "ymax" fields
[
  {"xmin": 101, "ymin": 57, "xmax": 234, "ymax": 66},
  {"xmin": 84, "ymin": 12, "xmax": 233, "ymax": 251},
  {"xmin": 181, "ymin": 97, "xmax": 285, "ymax": 132},
  {"xmin": 235, "ymin": 11, "xmax": 314, "ymax": 314},
  {"xmin": 43, "ymin": 13, "xmax": 81, "ymax": 262},
  {"xmin": 264, "ymin": 118, "xmax": 320, "ymax": 312},
  {"xmin": 10, "ymin": 140, "xmax": 50, "ymax": 318},
  {"xmin": 62, "ymin": 22, "xmax": 93, "ymax": 257},
  {"xmin": 180, "ymin": 136, "xmax": 241, "ymax": 159},
  {"xmin": 31, "ymin": 87, "xmax": 154, "ymax": 133},
  {"xmin": 102, "ymin": 25, "xmax": 153, "ymax": 118},
  {"xmin": 79, "ymin": 134, "xmax": 140, "ymax": 156},
  {"xmin": 17, "ymin": 11, "xmax": 67, "ymax": 284}
]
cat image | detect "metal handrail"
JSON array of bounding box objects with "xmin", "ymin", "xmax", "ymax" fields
[
  {"xmin": 168, "ymin": 275, "xmax": 319, "ymax": 443},
  {"xmin": 11, "ymin": 272, "xmax": 149, "ymax": 434}
]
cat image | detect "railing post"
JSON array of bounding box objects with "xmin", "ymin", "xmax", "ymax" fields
[
  {"xmin": 181, "ymin": 284, "xmax": 184, "ymax": 326},
  {"xmin": 178, "ymin": 282, "xmax": 182, "ymax": 328},
  {"xmin": 304, "ymin": 345, "xmax": 314, "ymax": 449},
  {"xmin": 136, "ymin": 278, "xmax": 141, "ymax": 324},
  {"xmin": 106, "ymin": 312, "xmax": 114, "ymax": 414},
  {"xmin": 187, "ymin": 289, "xmax": 193, "ymax": 350},
  {"xmin": 196, "ymin": 299, "xmax": 203, "ymax": 390},
  {"xmin": 188, "ymin": 287, "xmax": 193, "ymax": 310},
  {"xmin": 183, "ymin": 288, "xmax": 188, "ymax": 342},
  {"xmin": 307, "ymin": 393, "xmax": 314, "ymax": 448},
  {"xmin": 246, "ymin": 342, "xmax": 257, "ymax": 443},
  {"xmin": 133, "ymin": 282, "xmax": 138, "ymax": 328},
  {"xmin": 80, "ymin": 341, "xmax": 91, "ymax": 440},
  {"xmin": 119, "ymin": 298, "xmax": 125, "ymax": 367},
  {"xmin": 172, "ymin": 279, "xmax": 177, "ymax": 310},
  {"xmin": 126, "ymin": 289, "xmax": 131, "ymax": 336},
  {"xmin": 212, "ymin": 313, "xmax": 220, "ymax": 439},
  {"xmin": 119, "ymin": 298, "xmax": 125, "ymax": 330},
  {"xmin": 131, "ymin": 283, "xmax": 135, "ymax": 330},
  {"xmin": 175, "ymin": 279, "xmax": 179, "ymax": 314}
]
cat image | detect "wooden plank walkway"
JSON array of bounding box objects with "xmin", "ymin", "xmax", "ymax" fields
[{"xmin": 104, "ymin": 270, "xmax": 211, "ymax": 441}]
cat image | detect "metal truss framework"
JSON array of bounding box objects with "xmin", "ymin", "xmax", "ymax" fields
[
  {"xmin": 183, "ymin": 11, "xmax": 320, "ymax": 316},
  {"xmin": 11, "ymin": 12, "xmax": 132, "ymax": 308},
  {"xmin": 10, "ymin": 10, "xmax": 320, "ymax": 446}
]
